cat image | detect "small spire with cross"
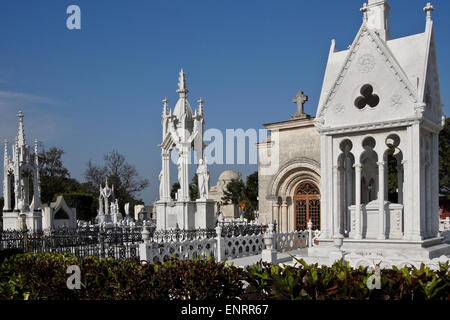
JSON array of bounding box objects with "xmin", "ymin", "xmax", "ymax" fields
[
  {"xmin": 197, "ymin": 98, "xmax": 204, "ymax": 115},
  {"xmin": 423, "ymin": 2, "xmax": 434, "ymax": 21},
  {"xmin": 162, "ymin": 97, "xmax": 169, "ymax": 115},
  {"xmin": 360, "ymin": 3, "xmax": 369, "ymax": 22},
  {"xmin": 291, "ymin": 91, "xmax": 309, "ymax": 119}
]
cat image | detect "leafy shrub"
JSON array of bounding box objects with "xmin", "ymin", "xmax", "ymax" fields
[
  {"xmin": 0, "ymin": 253, "xmax": 448, "ymax": 300},
  {"xmin": 0, "ymin": 253, "xmax": 246, "ymax": 300},
  {"xmin": 245, "ymin": 258, "xmax": 449, "ymax": 300}
]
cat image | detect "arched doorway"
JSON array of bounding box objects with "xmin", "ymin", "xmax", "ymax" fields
[{"xmin": 294, "ymin": 182, "xmax": 320, "ymax": 230}]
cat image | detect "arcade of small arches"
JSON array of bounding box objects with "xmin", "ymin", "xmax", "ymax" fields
[
  {"xmin": 267, "ymin": 130, "xmax": 438, "ymax": 242},
  {"xmin": 329, "ymin": 130, "xmax": 438, "ymax": 241}
]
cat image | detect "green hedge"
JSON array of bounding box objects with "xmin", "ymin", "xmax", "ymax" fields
[{"xmin": 0, "ymin": 253, "xmax": 448, "ymax": 300}]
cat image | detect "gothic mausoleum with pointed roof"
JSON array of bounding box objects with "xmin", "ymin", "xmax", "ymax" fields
[{"xmin": 258, "ymin": 0, "xmax": 449, "ymax": 264}]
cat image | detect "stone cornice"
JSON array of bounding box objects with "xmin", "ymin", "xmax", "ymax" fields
[
  {"xmin": 264, "ymin": 116, "xmax": 316, "ymax": 131},
  {"xmin": 317, "ymin": 117, "xmax": 419, "ymax": 135}
]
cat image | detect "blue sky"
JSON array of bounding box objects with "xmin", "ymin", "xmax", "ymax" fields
[{"xmin": 0, "ymin": 0, "xmax": 448, "ymax": 204}]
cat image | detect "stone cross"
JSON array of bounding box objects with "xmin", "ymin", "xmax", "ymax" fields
[
  {"xmin": 292, "ymin": 91, "xmax": 308, "ymax": 118},
  {"xmin": 360, "ymin": 3, "xmax": 368, "ymax": 21},
  {"xmin": 423, "ymin": 3, "xmax": 434, "ymax": 20}
]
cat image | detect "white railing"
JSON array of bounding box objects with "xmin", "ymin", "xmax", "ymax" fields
[
  {"xmin": 439, "ymin": 217, "xmax": 450, "ymax": 231},
  {"xmin": 223, "ymin": 234, "xmax": 264, "ymax": 259},
  {"xmin": 275, "ymin": 231, "xmax": 308, "ymax": 252},
  {"xmin": 140, "ymin": 238, "xmax": 216, "ymax": 264},
  {"xmin": 140, "ymin": 221, "xmax": 321, "ymax": 264}
]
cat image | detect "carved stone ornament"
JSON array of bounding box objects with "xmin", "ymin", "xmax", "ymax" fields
[
  {"xmin": 334, "ymin": 103, "xmax": 344, "ymax": 113},
  {"xmin": 357, "ymin": 53, "xmax": 375, "ymax": 73}
]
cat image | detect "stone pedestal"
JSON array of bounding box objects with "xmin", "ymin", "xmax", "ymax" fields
[
  {"xmin": 349, "ymin": 201, "xmax": 403, "ymax": 239},
  {"xmin": 262, "ymin": 249, "xmax": 278, "ymax": 264},
  {"xmin": 308, "ymin": 236, "xmax": 450, "ymax": 266},
  {"xmin": 2, "ymin": 210, "xmax": 42, "ymax": 232},
  {"xmin": 2, "ymin": 211, "xmax": 19, "ymax": 230},
  {"xmin": 195, "ymin": 199, "xmax": 215, "ymax": 229},
  {"xmin": 25, "ymin": 211, "xmax": 42, "ymax": 232},
  {"xmin": 156, "ymin": 199, "xmax": 213, "ymax": 230}
]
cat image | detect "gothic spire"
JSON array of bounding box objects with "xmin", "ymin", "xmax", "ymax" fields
[
  {"xmin": 176, "ymin": 68, "xmax": 189, "ymax": 97},
  {"xmin": 17, "ymin": 111, "xmax": 25, "ymax": 147}
]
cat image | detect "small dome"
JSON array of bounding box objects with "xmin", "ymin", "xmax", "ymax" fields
[
  {"xmin": 218, "ymin": 170, "xmax": 241, "ymax": 182},
  {"xmin": 173, "ymin": 98, "xmax": 193, "ymax": 121}
]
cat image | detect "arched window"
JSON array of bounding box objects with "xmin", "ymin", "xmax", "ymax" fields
[{"xmin": 294, "ymin": 182, "xmax": 320, "ymax": 230}]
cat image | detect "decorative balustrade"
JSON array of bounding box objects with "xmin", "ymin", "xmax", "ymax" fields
[
  {"xmin": 222, "ymin": 234, "xmax": 264, "ymax": 259},
  {"xmin": 275, "ymin": 231, "xmax": 308, "ymax": 252},
  {"xmin": 440, "ymin": 218, "xmax": 450, "ymax": 231},
  {"xmin": 140, "ymin": 238, "xmax": 216, "ymax": 264}
]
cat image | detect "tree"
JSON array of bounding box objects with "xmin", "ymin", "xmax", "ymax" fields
[
  {"xmin": 440, "ymin": 118, "xmax": 450, "ymax": 199},
  {"xmin": 221, "ymin": 171, "xmax": 259, "ymax": 220},
  {"xmin": 38, "ymin": 147, "xmax": 81, "ymax": 204},
  {"xmin": 170, "ymin": 174, "xmax": 198, "ymax": 201},
  {"xmin": 84, "ymin": 149, "xmax": 149, "ymax": 211},
  {"xmin": 171, "ymin": 182, "xmax": 180, "ymax": 200},
  {"xmin": 57, "ymin": 192, "xmax": 97, "ymax": 221},
  {"xmin": 189, "ymin": 173, "xmax": 199, "ymax": 201},
  {"xmin": 243, "ymin": 171, "xmax": 258, "ymax": 220},
  {"xmin": 222, "ymin": 178, "xmax": 245, "ymax": 206}
]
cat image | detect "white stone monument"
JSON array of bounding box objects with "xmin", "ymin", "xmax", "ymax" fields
[
  {"xmin": 307, "ymin": 0, "xmax": 450, "ymax": 264},
  {"xmin": 155, "ymin": 69, "xmax": 215, "ymax": 230},
  {"xmin": 95, "ymin": 179, "xmax": 120, "ymax": 224},
  {"xmin": 2, "ymin": 111, "xmax": 42, "ymax": 232}
]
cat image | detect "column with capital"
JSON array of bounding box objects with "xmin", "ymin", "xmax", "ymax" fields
[
  {"xmin": 332, "ymin": 165, "xmax": 342, "ymax": 237},
  {"xmin": 354, "ymin": 163, "xmax": 362, "ymax": 239},
  {"xmin": 425, "ymin": 161, "xmax": 432, "ymax": 237},
  {"xmin": 377, "ymin": 161, "xmax": 386, "ymax": 240},
  {"xmin": 271, "ymin": 200, "xmax": 279, "ymax": 229},
  {"xmin": 281, "ymin": 199, "xmax": 288, "ymax": 232},
  {"xmin": 345, "ymin": 159, "xmax": 353, "ymax": 235}
]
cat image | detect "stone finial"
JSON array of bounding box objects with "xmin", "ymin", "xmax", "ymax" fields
[
  {"xmin": 423, "ymin": 2, "xmax": 434, "ymax": 20},
  {"xmin": 197, "ymin": 98, "xmax": 204, "ymax": 115},
  {"xmin": 17, "ymin": 110, "xmax": 25, "ymax": 145},
  {"xmin": 176, "ymin": 68, "xmax": 189, "ymax": 95},
  {"xmin": 162, "ymin": 97, "xmax": 169, "ymax": 115},
  {"xmin": 360, "ymin": 3, "xmax": 369, "ymax": 21},
  {"xmin": 291, "ymin": 91, "xmax": 309, "ymax": 119},
  {"xmin": 3, "ymin": 139, "xmax": 8, "ymax": 159}
]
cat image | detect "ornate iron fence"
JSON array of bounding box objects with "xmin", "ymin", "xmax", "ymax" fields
[{"xmin": 0, "ymin": 227, "xmax": 142, "ymax": 261}]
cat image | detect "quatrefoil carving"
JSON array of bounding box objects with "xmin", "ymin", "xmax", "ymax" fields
[{"xmin": 354, "ymin": 84, "xmax": 379, "ymax": 109}]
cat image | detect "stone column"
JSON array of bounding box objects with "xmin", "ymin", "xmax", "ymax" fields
[
  {"xmin": 271, "ymin": 200, "xmax": 278, "ymax": 225},
  {"xmin": 332, "ymin": 165, "xmax": 340, "ymax": 237},
  {"xmin": 281, "ymin": 199, "xmax": 288, "ymax": 233},
  {"xmin": 397, "ymin": 161, "xmax": 403, "ymax": 204},
  {"xmin": 338, "ymin": 165, "xmax": 345, "ymax": 235},
  {"xmin": 431, "ymin": 133, "xmax": 440, "ymax": 237},
  {"xmin": 425, "ymin": 161, "xmax": 432, "ymax": 237},
  {"xmin": 345, "ymin": 160, "xmax": 353, "ymax": 235},
  {"xmin": 161, "ymin": 151, "xmax": 171, "ymax": 201},
  {"xmin": 419, "ymin": 145, "xmax": 426, "ymax": 239},
  {"xmin": 413, "ymin": 123, "xmax": 423, "ymax": 240},
  {"xmin": 377, "ymin": 161, "xmax": 386, "ymax": 240},
  {"xmin": 354, "ymin": 163, "xmax": 362, "ymax": 239},
  {"xmin": 402, "ymin": 159, "xmax": 411, "ymax": 240}
]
